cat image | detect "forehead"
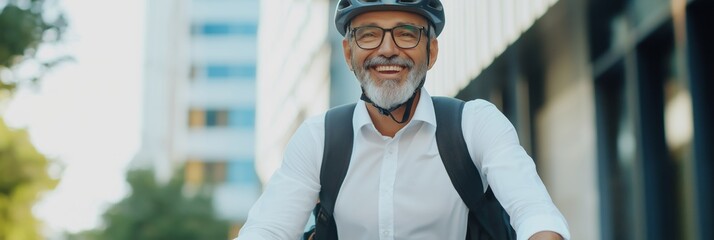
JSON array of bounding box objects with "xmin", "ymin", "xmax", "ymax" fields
[{"xmin": 350, "ymin": 11, "xmax": 428, "ymax": 27}]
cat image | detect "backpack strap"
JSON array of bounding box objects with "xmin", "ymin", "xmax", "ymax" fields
[
  {"xmin": 432, "ymin": 97, "xmax": 484, "ymax": 210},
  {"xmin": 432, "ymin": 96, "xmax": 516, "ymax": 240},
  {"xmin": 312, "ymin": 103, "xmax": 356, "ymax": 240}
]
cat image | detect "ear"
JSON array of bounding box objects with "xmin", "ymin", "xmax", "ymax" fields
[
  {"xmin": 427, "ymin": 38, "xmax": 439, "ymax": 69},
  {"xmin": 343, "ymin": 38, "xmax": 353, "ymax": 71}
]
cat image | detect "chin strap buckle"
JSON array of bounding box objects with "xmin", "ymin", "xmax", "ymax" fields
[{"xmin": 376, "ymin": 107, "xmax": 391, "ymax": 116}]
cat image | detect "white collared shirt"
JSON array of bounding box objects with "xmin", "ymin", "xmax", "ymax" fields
[{"xmin": 237, "ymin": 89, "xmax": 570, "ymax": 240}]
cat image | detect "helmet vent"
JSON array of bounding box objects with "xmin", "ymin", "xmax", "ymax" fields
[
  {"xmin": 427, "ymin": 0, "xmax": 442, "ymax": 10},
  {"xmin": 338, "ymin": 0, "xmax": 352, "ymax": 9}
]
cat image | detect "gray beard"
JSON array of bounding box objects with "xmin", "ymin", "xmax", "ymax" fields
[{"xmin": 353, "ymin": 56, "xmax": 427, "ymax": 109}]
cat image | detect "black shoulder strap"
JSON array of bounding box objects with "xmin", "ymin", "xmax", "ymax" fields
[
  {"xmin": 432, "ymin": 96, "xmax": 516, "ymax": 240},
  {"xmin": 313, "ymin": 103, "xmax": 356, "ymax": 240},
  {"xmin": 432, "ymin": 96, "xmax": 484, "ymax": 209}
]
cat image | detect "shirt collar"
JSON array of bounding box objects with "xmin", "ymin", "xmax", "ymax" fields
[{"xmin": 353, "ymin": 88, "xmax": 437, "ymax": 133}]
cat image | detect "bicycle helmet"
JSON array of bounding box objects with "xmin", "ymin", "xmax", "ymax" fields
[{"xmin": 335, "ymin": 0, "xmax": 445, "ymax": 37}]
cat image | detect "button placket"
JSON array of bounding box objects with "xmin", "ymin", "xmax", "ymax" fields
[{"xmin": 378, "ymin": 139, "xmax": 397, "ymax": 240}]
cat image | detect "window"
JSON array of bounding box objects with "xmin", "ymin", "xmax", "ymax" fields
[
  {"xmin": 184, "ymin": 160, "xmax": 228, "ymax": 185},
  {"xmin": 193, "ymin": 22, "xmax": 258, "ymax": 36},
  {"xmin": 595, "ymin": 61, "xmax": 638, "ymax": 240},
  {"xmin": 229, "ymin": 108, "xmax": 255, "ymax": 127},
  {"xmin": 227, "ymin": 160, "xmax": 258, "ymax": 185},
  {"xmin": 189, "ymin": 109, "xmax": 206, "ymax": 127},
  {"xmin": 189, "ymin": 108, "xmax": 254, "ymax": 128},
  {"xmin": 206, "ymin": 64, "xmax": 256, "ymax": 80},
  {"xmin": 634, "ymin": 23, "xmax": 685, "ymax": 239},
  {"xmin": 686, "ymin": 3, "xmax": 714, "ymax": 238},
  {"xmin": 185, "ymin": 160, "xmax": 205, "ymax": 186},
  {"xmin": 205, "ymin": 161, "xmax": 227, "ymax": 184},
  {"xmin": 205, "ymin": 110, "xmax": 229, "ymax": 127}
]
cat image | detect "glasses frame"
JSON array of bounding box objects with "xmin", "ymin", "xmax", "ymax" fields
[{"xmin": 350, "ymin": 25, "xmax": 427, "ymax": 50}]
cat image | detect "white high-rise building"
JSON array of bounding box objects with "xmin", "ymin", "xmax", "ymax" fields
[{"xmin": 135, "ymin": 0, "xmax": 261, "ymax": 230}]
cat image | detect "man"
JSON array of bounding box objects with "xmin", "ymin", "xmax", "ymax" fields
[{"xmin": 237, "ymin": 1, "xmax": 570, "ymax": 239}]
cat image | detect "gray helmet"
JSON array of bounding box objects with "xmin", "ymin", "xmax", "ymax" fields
[{"xmin": 335, "ymin": 0, "xmax": 445, "ymax": 37}]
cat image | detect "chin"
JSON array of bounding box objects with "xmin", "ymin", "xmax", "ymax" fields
[{"xmin": 373, "ymin": 77, "xmax": 406, "ymax": 86}]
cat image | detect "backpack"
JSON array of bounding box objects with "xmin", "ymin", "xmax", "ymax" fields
[{"xmin": 304, "ymin": 96, "xmax": 516, "ymax": 240}]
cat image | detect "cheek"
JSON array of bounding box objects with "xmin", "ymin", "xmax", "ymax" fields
[
  {"xmin": 415, "ymin": 52, "xmax": 429, "ymax": 66},
  {"xmin": 351, "ymin": 52, "xmax": 368, "ymax": 67}
]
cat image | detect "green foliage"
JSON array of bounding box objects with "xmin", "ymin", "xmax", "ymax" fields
[
  {"xmin": 0, "ymin": 118, "xmax": 59, "ymax": 240},
  {"xmin": 0, "ymin": 0, "xmax": 67, "ymax": 93},
  {"xmin": 68, "ymin": 168, "xmax": 230, "ymax": 240},
  {"xmin": 0, "ymin": 2, "xmax": 67, "ymax": 239}
]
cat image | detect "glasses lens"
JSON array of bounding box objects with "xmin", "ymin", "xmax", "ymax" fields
[
  {"xmin": 353, "ymin": 25, "xmax": 422, "ymax": 49},
  {"xmin": 392, "ymin": 25, "xmax": 421, "ymax": 48},
  {"xmin": 354, "ymin": 26, "xmax": 383, "ymax": 49}
]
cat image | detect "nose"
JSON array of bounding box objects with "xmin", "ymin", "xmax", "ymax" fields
[{"xmin": 375, "ymin": 31, "xmax": 399, "ymax": 58}]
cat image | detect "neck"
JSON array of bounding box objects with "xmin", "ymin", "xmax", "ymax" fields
[{"xmin": 366, "ymin": 90, "xmax": 421, "ymax": 137}]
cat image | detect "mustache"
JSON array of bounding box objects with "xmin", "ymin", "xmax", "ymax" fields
[{"xmin": 363, "ymin": 56, "xmax": 414, "ymax": 70}]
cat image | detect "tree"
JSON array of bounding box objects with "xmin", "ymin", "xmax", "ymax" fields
[
  {"xmin": 67, "ymin": 168, "xmax": 230, "ymax": 240},
  {"xmin": 1, "ymin": 0, "xmax": 67, "ymax": 93},
  {"xmin": 0, "ymin": 1, "xmax": 67, "ymax": 240},
  {"xmin": 0, "ymin": 1, "xmax": 66, "ymax": 239},
  {"xmin": 0, "ymin": 118, "xmax": 59, "ymax": 240}
]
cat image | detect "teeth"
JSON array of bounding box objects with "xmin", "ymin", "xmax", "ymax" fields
[{"xmin": 375, "ymin": 65, "xmax": 403, "ymax": 72}]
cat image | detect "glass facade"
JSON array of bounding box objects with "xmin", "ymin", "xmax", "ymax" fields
[{"xmin": 452, "ymin": 0, "xmax": 713, "ymax": 239}]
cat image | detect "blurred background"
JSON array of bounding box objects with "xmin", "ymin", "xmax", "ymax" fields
[{"xmin": 0, "ymin": 0, "xmax": 712, "ymax": 239}]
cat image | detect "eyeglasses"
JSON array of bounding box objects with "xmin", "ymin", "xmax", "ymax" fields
[{"xmin": 350, "ymin": 25, "xmax": 425, "ymax": 50}]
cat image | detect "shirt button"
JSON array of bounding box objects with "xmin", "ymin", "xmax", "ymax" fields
[{"xmin": 383, "ymin": 230, "xmax": 389, "ymax": 235}]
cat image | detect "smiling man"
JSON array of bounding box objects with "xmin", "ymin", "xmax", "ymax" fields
[{"xmin": 236, "ymin": 1, "xmax": 570, "ymax": 240}]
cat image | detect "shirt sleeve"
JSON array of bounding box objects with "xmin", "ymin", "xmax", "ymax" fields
[
  {"xmin": 236, "ymin": 117, "xmax": 324, "ymax": 240},
  {"xmin": 462, "ymin": 100, "xmax": 571, "ymax": 240}
]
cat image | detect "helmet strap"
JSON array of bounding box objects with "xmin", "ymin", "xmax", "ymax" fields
[
  {"xmin": 360, "ymin": 77, "xmax": 425, "ymax": 124},
  {"xmin": 426, "ymin": 27, "xmax": 431, "ymax": 67}
]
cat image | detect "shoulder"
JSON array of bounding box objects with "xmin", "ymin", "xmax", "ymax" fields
[
  {"xmin": 463, "ymin": 99, "xmax": 505, "ymax": 123},
  {"xmin": 296, "ymin": 112, "xmax": 327, "ymax": 141},
  {"xmin": 281, "ymin": 112, "xmax": 327, "ymax": 174},
  {"xmin": 463, "ymin": 98, "xmax": 499, "ymax": 114},
  {"xmin": 461, "ymin": 98, "xmax": 515, "ymax": 137}
]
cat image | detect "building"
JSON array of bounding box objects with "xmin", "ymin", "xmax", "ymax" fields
[
  {"xmin": 135, "ymin": 0, "xmax": 262, "ymax": 235},
  {"xmin": 452, "ymin": 0, "xmax": 713, "ymax": 239},
  {"xmin": 134, "ymin": 0, "xmax": 190, "ymax": 185},
  {"xmin": 254, "ymin": 0, "xmax": 332, "ymax": 184}
]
